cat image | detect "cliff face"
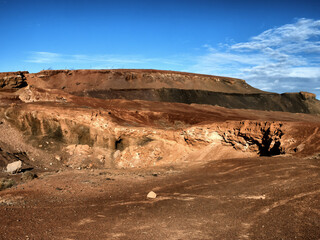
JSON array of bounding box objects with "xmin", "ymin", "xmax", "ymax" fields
[
  {"xmin": 78, "ymin": 88, "xmax": 319, "ymax": 114},
  {"xmin": 1, "ymin": 96, "xmax": 319, "ymax": 170},
  {"xmin": 0, "ymin": 69, "xmax": 319, "ymax": 170}
]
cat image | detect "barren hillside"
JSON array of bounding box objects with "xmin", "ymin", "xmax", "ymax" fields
[{"xmin": 0, "ymin": 69, "xmax": 319, "ymax": 240}]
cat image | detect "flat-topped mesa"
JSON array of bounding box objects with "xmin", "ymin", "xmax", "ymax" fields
[
  {"xmin": 1, "ymin": 69, "xmax": 319, "ymax": 114},
  {"xmin": 25, "ymin": 69, "xmax": 263, "ymax": 94}
]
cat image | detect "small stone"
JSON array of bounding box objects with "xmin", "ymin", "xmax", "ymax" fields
[
  {"xmin": 147, "ymin": 191, "xmax": 157, "ymax": 199},
  {"xmin": 55, "ymin": 155, "xmax": 61, "ymax": 161},
  {"xmin": 49, "ymin": 162, "xmax": 53, "ymax": 166},
  {"xmin": 6, "ymin": 161, "xmax": 22, "ymax": 174}
]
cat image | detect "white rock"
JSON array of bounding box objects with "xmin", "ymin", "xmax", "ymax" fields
[
  {"xmin": 6, "ymin": 161, "xmax": 22, "ymax": 174},
  {"xmin": 147, "ymin": 191, "xmax": 157, "ymax": 199}
]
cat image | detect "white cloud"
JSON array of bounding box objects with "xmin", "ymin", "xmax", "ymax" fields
[
  {"xmin": 188, "ymin": 18, "xmax": 320, "ymax": 95},
  {"xmin": 231, "ymin": 19, "xmax": 320, "ymax": 53},
  {"xmin": 288, "ymin": 67, "xmax": 320, "ymax": 79}
]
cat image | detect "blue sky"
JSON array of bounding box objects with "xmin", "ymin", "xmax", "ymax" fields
[{"xmin": 1, "ymin": 0, "xmax": 320, "ymax": 96}]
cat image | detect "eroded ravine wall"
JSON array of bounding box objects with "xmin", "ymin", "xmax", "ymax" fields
[{"xmin": 1, "ymin": 105, "xmax": 318, "ymax": 169}]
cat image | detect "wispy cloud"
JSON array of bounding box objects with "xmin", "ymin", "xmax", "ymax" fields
[
  {"xmin": 27, "ymin": 52, "xmax": 149, "ymax": 64},
  {"xmin": 27, "ymin": 52, "xmax": 62, "ymax": 63},
  {"xmin": 189, "ymin": 18, "xmax": 320, "ymax": 94},
  {"xmin": 26, "ymin": 52, "xmax": 183, "ymax": 69}
]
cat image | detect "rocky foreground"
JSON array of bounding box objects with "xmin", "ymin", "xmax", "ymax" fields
[{"xmin": 0, "ymin": 69, "xmax": 319, "ymax": 239}]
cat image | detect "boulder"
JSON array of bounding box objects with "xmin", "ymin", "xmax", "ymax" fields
[{"xmin": 6, "ymin": 161, "xmax": 22, "ymax": 174}]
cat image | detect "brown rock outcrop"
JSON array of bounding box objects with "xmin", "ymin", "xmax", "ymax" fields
[{"xmin": 0, "ymin": 71, "xmax": 28, "ymax": 89}]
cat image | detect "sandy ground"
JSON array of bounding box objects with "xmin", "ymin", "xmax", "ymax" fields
[{"xmin": 0, "ymin": 155, "xmax": 319, "ymax": 240}]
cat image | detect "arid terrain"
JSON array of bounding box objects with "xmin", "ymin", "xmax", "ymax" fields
[{"xmin": 0, "ymin": 69, "xmax": 320, "ymax": 239}]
